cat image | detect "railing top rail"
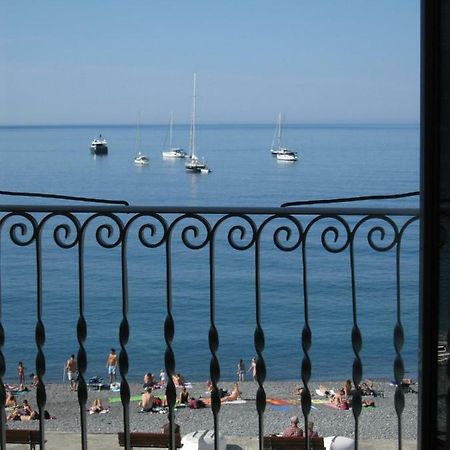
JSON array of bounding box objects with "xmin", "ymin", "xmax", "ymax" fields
[{"xmin": 0, "ymin": 204, "xmax": 420, "ymax": 216}]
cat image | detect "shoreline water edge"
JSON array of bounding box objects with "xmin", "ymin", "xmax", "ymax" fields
[{"xmin": 5, "ymin": 379, "xmax": 418, "ymax": 441}]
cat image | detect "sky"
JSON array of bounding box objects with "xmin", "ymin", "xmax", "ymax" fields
[{"xmin": 0, "ymin": 0, "xmax": 420, "ymax": 125}]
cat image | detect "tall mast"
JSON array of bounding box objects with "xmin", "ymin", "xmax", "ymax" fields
[
  {"xmin": 277, "ymin": 112, "xmax": 283, "ymax": 149},
  {"xmin": 169, "ymin": 111, "xmax": 173, "ymax": 149},
  {"xmin": 191, "ymin": 73, "xmax": 197, "ymax": 158}
]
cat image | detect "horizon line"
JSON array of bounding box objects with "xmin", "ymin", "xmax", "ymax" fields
[{"xmin": 0, "ymin": 121, "xmax": 420, "ymax": 128}]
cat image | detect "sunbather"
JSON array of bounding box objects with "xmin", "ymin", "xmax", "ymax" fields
[
  {"xmin": 221, "ymin": 383, "xmax": 241, "ymax": 403},
  {"xmin": 139, "ymin": 387, "xmax": 156, "ymax": 412},
  {"xmin": 178, "ymin": 386, "xmax": 190, "ymax": 404},
  {"xmin": 89, "ymin": 398, "xmax": 107, "ymax": 414},
  {"xmin": 5, "ymin": 392, "xmax": 17, "ymax": 408}
]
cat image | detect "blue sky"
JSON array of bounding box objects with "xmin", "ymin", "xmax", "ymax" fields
[{"xmin": 0, "ymin": 1, "xmax": 420, "ymax": 125}]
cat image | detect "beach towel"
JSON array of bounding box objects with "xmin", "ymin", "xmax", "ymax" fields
[
  {"xmin": 312, "ymin": 399, "xmax": 328, "ymax": 405},
  {"xmin": 222, "ymin": 399, "xmax": 247, "ymax": 405},
  {"xmin": 268, "ymin": 404, "xmax": 291, "ymax": 412}
]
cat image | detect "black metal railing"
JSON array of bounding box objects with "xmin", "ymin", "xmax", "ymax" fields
[{"xmin": 0, "ymin": 204, "xmax": 419, "ymax": 450}]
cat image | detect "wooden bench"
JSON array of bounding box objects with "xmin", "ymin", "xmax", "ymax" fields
[
  {"xmin": 118, "ymin": 432, "xmax": 183, "ymax": 448},
  {"xmin": 263, "ymin": 435, "xmax": 325, "ymax": 450},
  {"xmin": 6, "ymin": 429, "xmax": 43, "ymax": 449}
]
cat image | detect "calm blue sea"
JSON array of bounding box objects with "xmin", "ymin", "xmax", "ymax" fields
[{"xmin": 0, "ymin": 124, "xmax": 420, "ymax": 382}]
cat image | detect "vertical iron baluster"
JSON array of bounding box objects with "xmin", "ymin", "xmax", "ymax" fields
[
  {"xmin": 77, "ymin": 221, "xmax": 88, "ymax": 450},
  {"xmin": 164, "ymin": 227, "xmax": 177, "ymax": 450},
  {"xmin": 35, "ymin": 224, "xmax": 47, "ymax": 450},
  {"xmin": 393, "ymin": 233, "xmax": 404, "ymax": 450},
  {"xmin": 301, "ymin": 225, "xmax": 311, "ymax": 450},
  {"xmin": 254, "ymin": 226, "xmax": 266, "ymax": 450},
  {"xmin": 349, "ymin": 229, "xmax": 362, "ymax": 450},
  {"xmin": 394, "ymin": 218, "xmax": 418, "ymax": 450},
  {"xmin": 0, "ymin": 237, "xmax": 5, "ymax": 450},
  {"xmin": 119, "ymin": 220, "xmax": 131, "ymax": 450},
  {"xmin": 208, "ymin": 225, "xmax": 221, "ymax": 450}
]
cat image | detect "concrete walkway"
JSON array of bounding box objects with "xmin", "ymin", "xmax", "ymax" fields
[{"xmin": 6, "ymin": 432, "xmax": 417, "ymax": 449}]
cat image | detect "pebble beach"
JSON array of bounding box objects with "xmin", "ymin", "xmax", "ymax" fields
[{"xmin": 6, "ymin": 379, "xmax": 418, "ymax": 442}]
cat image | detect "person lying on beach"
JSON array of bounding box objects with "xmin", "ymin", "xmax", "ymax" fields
[
  {"xmin": 178, "ymin": 386, "xmax": 190, "ymax": 405},
  {"xmin": 359, "ymin": 379, "xmax": 382, "ymax": 397},
  {"xmin": 282, "ymin": 416, "xmax": 303, "ymax": 437},
  {"xmin": 139, "ymin": 387, "xmax": 156, "ymax": 412},
  {"xmin": 220, "ymin": 383, "xmax": 241, "ymax": 403},
  {"xmin": 89, "ymin": 398, "xmax": 108, "ymax": 414}
]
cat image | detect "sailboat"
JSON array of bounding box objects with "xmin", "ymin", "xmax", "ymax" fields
[
  {"xmin": 270, "ymin": 112, "xmax": 298, "ymax": 161},
  {"xmin": 161, "ymin": 112, "xmax": 187, "ymax": 158},
  {"xmin": 134, "ymin": 112, "xmax": 149, "ymax": 165},
  {"xmin": 185, "ymin": 73, "xmax": 211, "ymax": 173}
]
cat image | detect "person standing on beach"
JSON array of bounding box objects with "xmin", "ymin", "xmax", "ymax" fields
[
  {"xmin": 237, "ymin": 359, "xmax": 245, "ymax": 382},
  {"xmin": 106, "ymin": 348, "xmax": 118, "ymax": 384},
  {"xmin": 248, "ymin": 357, "xmax": 257, "ymax": 381},
  {"xmin": 17, "ymin": 362, "xmax": 25, "ymax": 385},
  {"xmin": 65, "ymin": 354, "xmax": 78, "ymax": 391}
]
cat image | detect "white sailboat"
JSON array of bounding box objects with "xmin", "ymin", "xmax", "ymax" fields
[
  {"xmin": 270, "ymin": 112, "xmax": 298, "ymax": 161},
  {"xmin": 162, "ymin": 112, "xmax": 187, "ymax": 158},
  {"xmin": 185, "ymin": 73, "xmax": 211, "ymax": 174},
  {"xmin": 134, "ymin": 112, "xmax": 150, "ymax": 165}
]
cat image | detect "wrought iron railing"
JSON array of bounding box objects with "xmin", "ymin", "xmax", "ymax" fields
[{"xmin": 0, "ymin": 204, "xmax": 419, "ymax": 450}]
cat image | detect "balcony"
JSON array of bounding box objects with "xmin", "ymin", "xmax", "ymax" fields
[{"xmin": 0, "ymin": 203, "xmax": 419, "ymax": 450}]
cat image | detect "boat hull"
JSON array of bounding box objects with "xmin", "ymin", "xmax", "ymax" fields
[{"xmin": 90, "ymin": 144, "xmax": 108, "ymax": 155}]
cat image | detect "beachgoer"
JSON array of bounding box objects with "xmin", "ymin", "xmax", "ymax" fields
[
  {"xmin": 343, "ymin": 379, "xmax": 352, "ymax": 397},
  {"xmin": 178, "ymin": 386, "xmax": 189, "ymax": 404},
  {"xmin": 221, "ymin": 382, "xmax": 241, "ymax": 403},
  {"xmin": 237, "ymin": 359, "xmax": 245, "ymax": 382},
  {"xmin": 307, "ymin": 421, "xmax": 319, "ymax": 438},
  {"xmin": 282, "ymin": 416, "xmax": 303, "ymax": 437},
  {"xmin": 172, "ymin": 373, "xmax": 185, "ymax": 387},
  {"xmin": 5, "ymin": 392, "xmax": 17, "ymax": 408},
  {"xmin": 7, "ymin": 399, "xmax": 38, "ymax": 421},
  {"xmin": 106, "ymin": 348, "xmax": 118, "ymax": 384},
  {"xmin": 65, "ymin": 354, "xmax": 78, "ymax": 391},
  {"xmin": 143, "ymin": 372, "xmax": 156, "ymax": 389},
  {"xmin": 139, "ymin": 387, "xmax": 156, "ymax": 412},
  {"xmin": 29, "ymin": 373, "xmax": 39, "ymax": 387},
  {"xmin": 90, "ymin": 398, "xmax": 106, "ymax": 414},
  {"xmin": 248, "ymin": 357, "xmax": 257, "ymax": 381},
  {"xmin": 17, "ymin": 362, "xmax": 25, "ymax": 385},
  {"xmin": 159, "ymin": 369, "xmax": 167, "ymax": 386}
]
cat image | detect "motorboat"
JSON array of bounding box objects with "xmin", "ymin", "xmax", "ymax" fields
[
  {"xmin": 276, "ymin": 149, "xmax": 298, "ymax": 161},
  {"xmin": 162, "ymin": 113, "xmax": 187, "ymax": 158},
  {"xmin": 90, "ymin": 135, "xmax": 108, "ymax": 154},
  {"xmin": 185, "ymin": 73, "xmax": 211, "ymax": 174},
  {"xmin": 134, "ymin": 152, "xmax": 149, "ymax": 165}
]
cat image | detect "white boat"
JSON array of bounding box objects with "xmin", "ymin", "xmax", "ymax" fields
[
  {"xmin": 134, "ymin": 152, "xmax": 149, "ymax": 165},
  {"xmin": 90, "ymin": 134, "xmax": 108, "ymax": 154},
  {"xmin": 276, "ymin": 149, "xmax": 298, "ymax": 161},
  {"xmin": 133, "ymin": 112, "xmax": 150, "ymax": 165},
  {"xmin": 270, "ymin": 113, "xmax": 298, "ymax": 161},
  {"xmin": 162, "ymin": 113, "xmax": 187, "ymax": 158},
  {"xmin": 185, "ymin": 73, "xmax": 211, "ymax": 174}
]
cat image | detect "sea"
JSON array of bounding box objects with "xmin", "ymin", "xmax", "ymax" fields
[{"xmin": 0, "ymin": 123, "xmax": 420, "ymax": 383}]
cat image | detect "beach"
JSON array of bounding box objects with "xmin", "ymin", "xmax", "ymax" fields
[{"xmin": 6, "ymin": 379, "xmax": 418, "ymax": 443}]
